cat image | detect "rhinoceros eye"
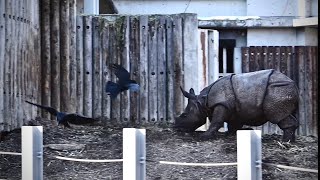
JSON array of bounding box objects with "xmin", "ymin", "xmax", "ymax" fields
[{"xmin": 180, "ymin": 113, "xmax": 187, "ymax": 118}]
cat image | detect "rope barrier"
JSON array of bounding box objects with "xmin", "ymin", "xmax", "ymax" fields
[
  {"xmin": 55, "ymin": 156, "xmax": 123, "ymax": 163},
  {"xmin": 263, "ymin": 162, "xmax": 318, "ymax": 173},
  {"xmin": 159, "ymin": 161, "xmax": 238, "ymax": 167},
  {"xmin": 0, "ymin": 151, "xmax": 22, "ymax": 156}
]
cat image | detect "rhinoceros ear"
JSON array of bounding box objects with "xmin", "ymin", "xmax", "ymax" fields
[
  {"xmin": 180, "ymin": 86, "xmax": 196, "ymax": 99},
  {"xmin": 189, "ymin": 88, "xmax": 195, "ymax": 95}
]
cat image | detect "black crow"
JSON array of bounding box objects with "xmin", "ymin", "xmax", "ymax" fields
[
  {"xmin": 25, "ymin": 101, "xmax": 99, "ymax": 128},
  {"xmin": 106, "ymin": 63, "xmax": 139, "ymax": 98}
]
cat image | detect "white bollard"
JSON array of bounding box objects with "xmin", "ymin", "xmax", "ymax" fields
[
  {"xmin": 22, "ymin": 126, "xmax": 43, "ymax": 180},
  {"xmin": 123, "ymin": 128, "xmax": 146, "ymax": 180},
  {"xmin": 237, "ymin": 130, "xmax": 262, "ymax": 180}
]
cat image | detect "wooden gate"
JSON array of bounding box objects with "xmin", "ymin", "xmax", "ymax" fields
[{"xmin": 241, "ymin": 46, "xmax": 318, "ymax": 136}]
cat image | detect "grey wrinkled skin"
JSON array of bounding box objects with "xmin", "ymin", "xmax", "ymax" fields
[{"xmin": 174, "ymin": 69, "xmax": 299, "ymax": 142}]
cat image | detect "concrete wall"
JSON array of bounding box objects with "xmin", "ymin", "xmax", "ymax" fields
[
  {"xmin": 112, "ymin": 0, "xmax": 247, "ymax": 16},
  {"xmin": 247, "ymin": 29, "xmax": 298, "ymax": 46},
  {"xmin": 247, "ymin": 0, "xmax": 297, "ymax": 16}
]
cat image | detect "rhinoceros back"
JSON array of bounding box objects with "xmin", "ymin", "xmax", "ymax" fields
[{"xmin": 231, "ymin": 69, "xmax": 273, "ymax": 117}]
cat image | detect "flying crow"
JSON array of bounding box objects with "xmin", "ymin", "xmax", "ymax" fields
[
  {"xmin": 106, "ymin": 63, "xmax": 139, "ymax": 98},
  {"xmin": 25, "ymin": 101, "xmax": 99, "ymax": 128}
]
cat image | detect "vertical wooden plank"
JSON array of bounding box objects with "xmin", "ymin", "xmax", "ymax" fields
[
  {"xmin": 157, "ymin": 16, "xmax": 167, "ymax": 124},
  {"xmin": 92, "ymin": 17, "xmax": 102, "ymax": 118},
  {"xmin": 286, "ymin": 46, "xmax": 294, "ymax": 80},
  {"xmin": 273, "ymin": 46, "xmax": 282, "ymax": 134},
  {"xmin": 60, "ymin": 0, "xmax": 71, "ymax": 112},
  {"xmin": 15, "ymin": 0, "xmax": 23, "ymax": 127},
  {"xmin": 296, "ymin": 46, "xmax": 306, "ymax": 136},
  {"xmin": 110, "ymin": 21, "xmax": 120, "ymax": 123},
  {"xmin": 139, "ymin": 15, "xmax": 149, "ymax": 124},
  {"xmin": 69, "ymin": 0, "xmax": 77, "ymax": 112},
  {"xmin": 21, "ymin": 0, "xmax": 27, "ymax": 125},
  {"xmin": 40, "ymin": 0, "xmax": 51, "ymax": 119},
  {"xmin": 50, "ymin": 0, "xmax": 60, "ymax": 121},
  {"xmin": 261, "ymin": 46, "xmax": 268, "ymax": 70},
  {"xmin": 255, "ymin": 46, "xmax": 263, "ymax": 71},
  {"xmin": 208, "ymin": 30, "xmax": 219, "ymax": 81},
  {"xmin": 76, "ymin": 15, "xmax": 84, "ymax": 114},
  {"xmin": 274, "ymin": 46, "xmax": 281, "ymax": 72},
  {"xmin": 241, "ymin": 47, "xmax": 249, "ymax": 73},
  {"xmin": 148, "ymin": 15, "xmax": 158, "ymax": 123},
  {"xmin": 198, "ymin": 29, "xmax": 208, "ymax": 90},
  {"xmin": 165, "ymin": 15, "xmax": 174, "ymax": 123},
  {"xmin": 172, "ymin": 15, "xmax": 184, "ymax": 117},
  {"xmin": 4, "ymin": 0, "xmax": 13, "ymax": 131},
  {"xmin": 280, "ymin": 46, "xmax": 287, "ymax": 75},
  {"xmin": 129, "ymin": 16, "xmax": 140, "ymax": 124},
  {"xmin": 305, "ymin": 46, "xmax": 312, "ymax": 136},
  {"xmin": 182, "ymin": 13, "xmax": 198, "ymax": 96},
  {"xmin": 248, "ymin": 47, "xmax": 255, "ymax": 72},
  {"xmin": 11, "ymin": 0, "xmax": 17, "ymax": 128},
  {"xmin": 101, "ymin": 18, "xmax": 111, "ymax": 120},
  {"xmin": 83, "ymin": 16, "xmax": 93, "ymax": 117},
  {"xmin": 311, "ymin": 46, "xmax": 318, "ymax": 137},
  {"xmin": 0, "ymin": 0, "xmax": 5, "ymax": 131},
  {"xmin": 261, "ymin": 46, "xmax": 269, "ymax": 134},
  {"xmin": 120, "ymin": 16, "xmax": 130, "ymax": 123}
]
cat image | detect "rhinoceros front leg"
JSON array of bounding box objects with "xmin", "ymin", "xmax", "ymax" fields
[{"xmin": 199, "ymin": 105, "xmax": 230, "ymax": 140}]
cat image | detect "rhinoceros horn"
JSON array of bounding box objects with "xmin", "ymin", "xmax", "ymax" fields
[{"xmin": 180, "ymin": 86, "xmax": 196, "ymax": 99}]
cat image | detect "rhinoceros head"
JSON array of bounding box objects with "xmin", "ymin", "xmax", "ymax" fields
[{"xmin": 174, "ymin": 86, "xmax": 207, "ymax": 132}]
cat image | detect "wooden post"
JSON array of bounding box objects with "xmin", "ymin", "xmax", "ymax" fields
[
  {"xmin": 50, "ymin": 0, "xmax": 61, "ymax": 120},
  {"xmin": 76, "ymin": 15, "xmax": 84, "ymax": 114},
  {"xmin": 237, "ymin": 130, "xmax": 262, "ymax": 180},
  {"xmin": 0, "ymin": 0, "xmax": 5, "ymax": 131},
  {"xmin": 172, "ymin": 15, "xmax": 183, "ymax": 117},
  {"xmin": 69, "ymin": 0, "xmax": 77, "ymax": 112},
  {"xmin": 129, "ymin": 16, "xmax": 140, "ymax": 123},
  {"xmin": 148, "ymin": 16, "xmax": 158, "ymax": 123},
  {"xmin": 22, "ymin": 126, "xmax": 43, "ymax": 180},
  {"xmin": 157, "ymin": 16, "xmax": 167, "ymax": 124},
  {"xmin": 92, "ymin": 17, "xmax": 102, "ymax": 118},
  {"xmin": 101, "ymin": 18, "xmax": 111, "ymax": 120},
  {"xmin": 60, "ymin": 0, "xmax": 71, "ymax": 112},
  {"xmin": 40, "ymin": 0, "xmax": 51, "ymax": 119},
  {"xmin": 83, "ymin": 16, "xmax": 93, "ymax": 117},
  {"xmin": 165, "ymin": 15, "xmax": 174, "ymax": 123},
  {"xmin": 182, "ymin": 13, "xmax": 198, "ymax": 97},
  {"xmin": 123, "ymin": 128, "xmax": 146, "ymax": 180},
  {"xmin": 139, "ymin": 15, "xmax": 149, "ymax": 124},
  {"xmin": 120, "ymin": 16, "xmax": 130, "ymax": 123},
  {"xmin": 208, "ymin": 30, "xmax": 219, "ymax": 82}
]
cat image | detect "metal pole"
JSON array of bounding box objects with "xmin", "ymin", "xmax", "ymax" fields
[
  {"xmin": 237, "ymin": 130, "xmax": 262, "ymax": 180},
  {"xmin": 22, "ymin": 126, "xmax": 43, "ymax": 180},
  {"xmin": 123, "ymin": 128, "xmax": 146, "ymax": 180}
]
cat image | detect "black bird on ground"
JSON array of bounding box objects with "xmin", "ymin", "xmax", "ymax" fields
[
  {"xmin": 25, "ymin": 101, "xmax": 99, "ymax": 128},
  {"xmin": 106, "ymin": 63, "xmax": 140, "ymax": 98}
]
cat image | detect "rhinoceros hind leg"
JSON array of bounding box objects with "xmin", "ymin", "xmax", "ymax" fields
[{"xmin": 277, "ymin": 114, "xmax": 299, "ymax": 142}]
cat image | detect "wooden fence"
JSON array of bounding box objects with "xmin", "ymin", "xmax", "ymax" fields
[
  {"xmin": 0, "ymin": 0, "xmax": 40, "ymax": 132},
  {"xmin": 242, "ymin": 46, "xmax": 318, "ymax": 136},
  {"xmin": 38, "ymin": 13, "xmax": 199, "ymax": 126}
]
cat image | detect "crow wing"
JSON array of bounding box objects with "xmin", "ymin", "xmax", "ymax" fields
[
  {"xmin": 105, "ymin": 81, "xmax": 124, "ymax": 98},
  {"xmin": 25, "ymin": 100, "xmax": 59, "ymax": 116},
  {"xmin": 111, "ymin": 64, "xmax": 130, "ymax": 84},
  {"xmin": 63, "ymin": 113, "xmax": 99, "ymax": 125}
]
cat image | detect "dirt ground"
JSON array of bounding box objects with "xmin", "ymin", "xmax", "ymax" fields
[{"xmin": 0, "ymin": 118, "xmax": 318, "ymax": 180}]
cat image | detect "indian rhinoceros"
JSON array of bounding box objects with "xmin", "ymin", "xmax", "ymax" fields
[{"xmin": 174, "ymin": 69, "xmax": 299, "ymax": 142}]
